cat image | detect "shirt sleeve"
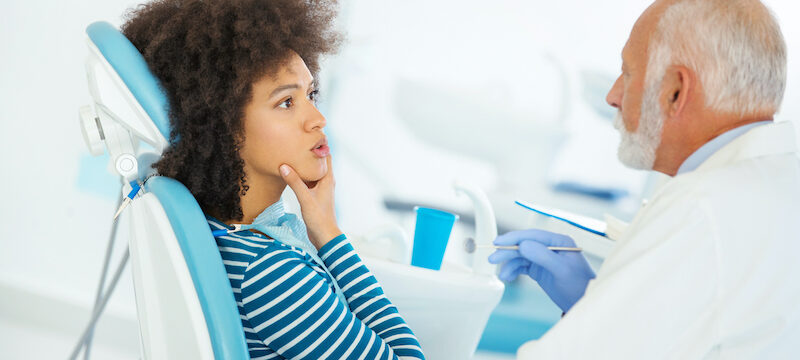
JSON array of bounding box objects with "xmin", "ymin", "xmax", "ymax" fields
[{"xmin": 240, "ymin": 234, "xmax": 425, "ymax": 360}]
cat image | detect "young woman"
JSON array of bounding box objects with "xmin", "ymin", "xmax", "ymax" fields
[{"xmin": 122, "ymin": 1, "xmax": 425, "ymax": 359}]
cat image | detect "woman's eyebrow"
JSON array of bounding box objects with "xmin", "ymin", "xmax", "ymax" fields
[{"xmin": 269, "ymin": 84, "xmax": 300, "ymax": 98}]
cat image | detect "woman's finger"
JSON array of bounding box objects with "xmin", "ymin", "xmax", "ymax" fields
[{"xmin": 279, "ymin": 164, "xmax": 312, "ymax": 204}]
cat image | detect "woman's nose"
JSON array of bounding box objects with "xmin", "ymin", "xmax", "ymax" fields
[{"xmin": 304, "ymin": 104, "xmax": 326, "ymax": 132}]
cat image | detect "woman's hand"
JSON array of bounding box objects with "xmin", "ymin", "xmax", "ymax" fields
[{"xmin": 279, "ymin": 156, "xmax": 342, "ymax": 249}]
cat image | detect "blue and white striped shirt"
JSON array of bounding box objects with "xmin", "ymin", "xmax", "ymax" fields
[{"xmin": 208, "ymin": 217, "xmax": 425, "ymax": 359}]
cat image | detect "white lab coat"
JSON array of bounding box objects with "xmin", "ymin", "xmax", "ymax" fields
[{"xmin": 518, "ymin": 121, "xmax": 800, "ymax": 359}]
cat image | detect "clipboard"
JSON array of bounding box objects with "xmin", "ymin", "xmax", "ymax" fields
[{"xmin": 514, "ymin": 200, "xmax": 609, "ymax": 238}]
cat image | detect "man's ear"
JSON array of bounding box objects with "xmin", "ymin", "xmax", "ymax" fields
[{"xmin": 660, "ymin": 65, "xmax": 693, "ymax": 118}]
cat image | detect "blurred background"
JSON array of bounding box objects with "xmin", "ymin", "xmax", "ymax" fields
[{"xmin": 1, "ymin": 0, "xmax": 798, "ymax": 358}]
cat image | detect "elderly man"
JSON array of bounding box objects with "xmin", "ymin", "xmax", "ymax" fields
[{"xmin": 489, "ymin": 0, "xmax": 800, "ymax": 358}]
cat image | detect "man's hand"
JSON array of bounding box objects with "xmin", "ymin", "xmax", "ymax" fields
[
  {"xmin": 279, "ymin": 156, "xmax": 342, "ymax": 249},
  {"xmin": 488, "ymin": 229, "xmax": 596, "ymax": 313}
]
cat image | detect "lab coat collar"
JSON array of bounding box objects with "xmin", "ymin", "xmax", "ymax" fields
[
  {"xmin": 626, "ymin": 121, "xmax": 798, "ymax": 242},
  {"xmin": 693, "ymin": 120, "xmax": 798, "ymax": 173},
  {"xmin": 677, "ymin": 121, "xmax": 772, "ymax": 175}
]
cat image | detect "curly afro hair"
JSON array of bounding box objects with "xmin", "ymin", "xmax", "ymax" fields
[{"xmin": 121, "ymin": 0, "xmax": 341, "ymax": 221}]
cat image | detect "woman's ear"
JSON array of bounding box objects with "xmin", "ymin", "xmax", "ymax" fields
[{"xmin": 660, "ymin": 65, "xmax": 693, "ymax": 118}]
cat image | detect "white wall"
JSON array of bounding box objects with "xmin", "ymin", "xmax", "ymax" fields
[
  {"xmin": 0, "ymin": 0, "xmax": 797, "ymax": 353},
  {"xmin": 0, "ymin": 0, "xmax": 144, "ymax": 316},
  {"xmin": 327, "ymin": 0, "xmax": 800, "ymax": 235}
]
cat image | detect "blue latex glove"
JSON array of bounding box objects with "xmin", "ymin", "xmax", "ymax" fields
[{"xmin": 488, "ymin": 229, "xmax": 596, "ymax": 313}]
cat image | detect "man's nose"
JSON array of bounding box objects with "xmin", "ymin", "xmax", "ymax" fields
[{"xmin": 606, "ymin": 76, "xmax": 623, "ymax": 109}]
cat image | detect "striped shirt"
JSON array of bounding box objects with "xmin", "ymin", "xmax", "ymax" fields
[{"xmin": 208, "ymin": 217, "xmax": 425, "ymax": 360}]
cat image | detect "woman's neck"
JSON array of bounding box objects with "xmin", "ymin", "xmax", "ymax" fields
[{"xmin": 227, "ymin": 173, "xmax": 286, "ymax": 225}]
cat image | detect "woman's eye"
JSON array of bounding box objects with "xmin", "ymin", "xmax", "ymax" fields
[
  {"xmin": 278, "ymin": 97, "xmax": 293, "ymax": 109},
  {"xmin": 307, "ymin": 90, "xmax": 319, "ymax": 102}
]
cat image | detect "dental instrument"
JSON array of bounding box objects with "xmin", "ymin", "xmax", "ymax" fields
[{"xmin": 463, "ymin": 237, "xmax": 582, "ymax": 253}]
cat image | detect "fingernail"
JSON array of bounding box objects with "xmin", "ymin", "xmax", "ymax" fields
[{"xmin": 280, "ymin": 165, "xmax": 289, "ymax": 176}]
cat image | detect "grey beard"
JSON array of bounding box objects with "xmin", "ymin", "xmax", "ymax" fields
[{"xmin": 614, "ymin": 87, "xmax": 664, "ymax": 170}]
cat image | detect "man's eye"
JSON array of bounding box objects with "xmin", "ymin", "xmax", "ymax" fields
[{"xmin": 278, "ymin": 97, "xmax": 293, "ymax": 109}]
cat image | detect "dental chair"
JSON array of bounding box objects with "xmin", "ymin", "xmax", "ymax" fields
[
  {"xmin": 77, "ymin": 20, "xmax": 503, "ymax": 360},
  {"xmin": 77, "ymin": 21, "xmax": 248, "ymax": 359}
]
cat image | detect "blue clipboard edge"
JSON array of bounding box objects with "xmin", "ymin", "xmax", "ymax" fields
[{"xmin": 514, "ymin": 200, "xmax": 608, "ymax": 238}]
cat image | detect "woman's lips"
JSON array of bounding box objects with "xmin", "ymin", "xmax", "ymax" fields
[{"xmin": 312, "ymin": 144, "xmax": 330, "ymax": 158}]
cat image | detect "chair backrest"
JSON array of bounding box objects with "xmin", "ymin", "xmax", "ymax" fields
[{"xmin": 85, "ymin": 21, "xmax": 248, "ymax": 359}]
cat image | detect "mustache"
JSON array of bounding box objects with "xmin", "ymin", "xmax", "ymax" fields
[{"xmin": 613, "ymin": 111, "xmax": 625, "ymax": 132}]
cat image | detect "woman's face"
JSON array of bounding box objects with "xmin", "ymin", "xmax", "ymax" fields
[{"xmin": 239, "ymin": 52, "xmax": 329, "ymax": 185}]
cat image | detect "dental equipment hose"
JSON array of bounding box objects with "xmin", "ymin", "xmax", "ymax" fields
[
  {"xmin": 84, "ymin": 194, "xmax": 121, "ymax": 360},
  {"xmin": 68, "ymin": 190, "xmax": 129, "ymax": 360}
]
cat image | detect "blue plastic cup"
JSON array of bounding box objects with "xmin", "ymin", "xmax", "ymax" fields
[{"xmin": 411, "ymin": 207, "xmax": 459, "ymax": 270}]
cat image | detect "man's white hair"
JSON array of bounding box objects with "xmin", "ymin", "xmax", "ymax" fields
[{"xmin": 647, "ymin": 0, "xmax": 787, "ymax": 116}]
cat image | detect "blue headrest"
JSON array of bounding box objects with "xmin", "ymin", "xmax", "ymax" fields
[
  {"xmin": 86, "ymin": 21, "xmax": 171, "ymax": 140},
  {"xmin": 144, "ymin": 176, "xmax": 249, "ymax": 359},
  {"xmin": 88, "ymin": 21, "xmax": 248, "ymax": 358}
]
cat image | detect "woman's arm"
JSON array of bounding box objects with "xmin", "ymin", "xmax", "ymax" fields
[
  {"xmin": 241, "ymin": 238, "xmax": 425, "ymax": 359},
  {"xmin": 319, "ymin": 234, "xmax": 424, "ymax": 359},
  {"xmin": 268, "ymin": 158, "xmax": 424, "ymax": 358}
]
